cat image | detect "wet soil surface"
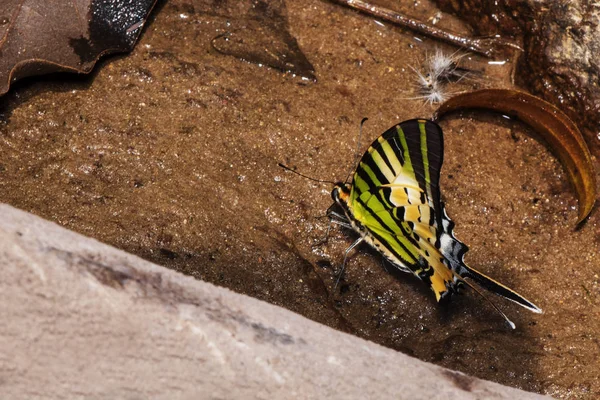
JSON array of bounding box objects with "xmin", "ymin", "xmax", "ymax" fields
[{"xmin": 1, "ymin": 1, "xmax": 599, "ymax": 398}]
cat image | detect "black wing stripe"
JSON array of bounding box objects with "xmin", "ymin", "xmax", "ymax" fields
[
  {"xmin": 355, "ymin": 195, "xmax": 419, "ymax": 265},
  {"xmin": 373, "ymin": 142, "xmax": 398, "ymax": 178}
]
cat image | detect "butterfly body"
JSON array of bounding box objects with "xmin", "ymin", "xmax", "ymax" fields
[{"xmin": 330, "ymin": 119, "xmax": 541, "ymax": 318}]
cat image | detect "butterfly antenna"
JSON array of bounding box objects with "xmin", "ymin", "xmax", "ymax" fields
[
  {"xmin": 452, "ymin": 271, "xmax": 516, "ymax": 329},
  {"xmin": 343, "ymin": 117, "xmax": 368, "ymax": 184},
  {"xmin": 278, "ymin": 163, "xmax": 336, "ymax": 185}
]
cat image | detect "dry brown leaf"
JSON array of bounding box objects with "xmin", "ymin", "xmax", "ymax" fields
[
  {"xmin": 434, "ymin": 88, "xmax": 597, "ymax": 225},
  {"xmin": 0, "ymin": 0, "xmax": 158, "ymax": 96}
]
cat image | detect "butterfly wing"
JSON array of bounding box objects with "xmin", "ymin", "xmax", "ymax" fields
[
  {"xmin": 347, "ymin": 119, "xmax": 541, "ymax": 312},
  {"xmin": 348, "ymin": 119, "xmax": 456, "ymax": 300}
]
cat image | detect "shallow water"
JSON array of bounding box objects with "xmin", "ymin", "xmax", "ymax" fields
[{"xmin": 0, "ymin": 1, "xmax": 598, "ymax": 398}]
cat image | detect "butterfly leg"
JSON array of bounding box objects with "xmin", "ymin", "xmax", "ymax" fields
[
  {"xmin": 327, "ymin": 210, "xmax": 349, "ymax": 223},
  {"xmin": 334, "ymin": 236, "xmax": 364, "ymax": 289},
  {"xmin": 329, "ymin": 211, "xmax": 353, "ymax": 231},
  {"xmin": 314, "ymin": 211, "xmax": 352, "ymax": 247},
  {"xmin": 331, "ymin": 219, "xmax": 353, "ymax": 229}
]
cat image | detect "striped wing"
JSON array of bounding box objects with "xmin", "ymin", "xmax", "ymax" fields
[
  {"xmin": 348, "ymin": 119, "xmax": 458, "ymax": 300},
  {"xmin": 345, "ymin": 119, "xmax": 541, "ymax": 313}
]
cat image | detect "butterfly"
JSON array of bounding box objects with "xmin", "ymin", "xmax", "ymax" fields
[{"xmin": 328, "ymin": 119, "xmax": 542, "ymax": 328}]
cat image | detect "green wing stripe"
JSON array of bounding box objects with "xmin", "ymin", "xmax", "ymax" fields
[
  {"xmin": 358, "ymin": 161, "xmax": 383, "ymax": 189},
  {"xmin": 396, "ymin": 125, "xmax": 416, "ymax": 179},
  {"xmin": 354, "ymin": 195, "xmax": 420, "ymax": 263},
  {"xmin": 418, "ymin": 120, "xmax": 444, "ymax": 229},
  {"xmin": 400, "ymin": 122, "xmax": 429, "ymax": 197},
  {"xmin": 367, "ymin": 223, "xmax": 433, "ymax": 280},
  {"xmin": 374, "ymin": 205, "xmax": 437, "ymax": 267},
  {"xmin": 365, "ymin": 147, "xmax": 396, "ymax": 182},
  {"xmin": 346, "ymin": 119, "xmax": 446, "ymax": 277},
  {"xmin": 359, "ymin": 186, "xmax": 427, "ymax": 259},
  {"xmin": 394, "ymin": 120, "xmax": 445, "ymax": 231},
  {"xmin": 354, "ymin": 163, "xmax": 393, "ymax": 210},
  {"xmin": 336, "ymin": 118, "xmax": 542, "ymax": 315},
  {"xmin": 377, "ymin": 136, "xmax": 403, "ymax": 175},
  {"xmin": 419, "ymin": 121, "xmax": 433, "ymax": 200},
  {"xmin": 363, "ymin": 191, "xmax": 391, "ymax": 214}
]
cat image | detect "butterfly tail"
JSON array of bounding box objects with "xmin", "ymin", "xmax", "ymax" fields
[{"xmin": 460, "ymin": 264, "xmax": 542, "ymax": 314}]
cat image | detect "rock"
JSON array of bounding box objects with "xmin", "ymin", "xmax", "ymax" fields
[
  {"xmin": 0, "ymin": 203, "xmax": 549, "ymax": 399},
  {"xmin": 434, "ymin": 0, "xmax": 600, "ymax": 154}
]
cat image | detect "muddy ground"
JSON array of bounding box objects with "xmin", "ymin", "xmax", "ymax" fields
[{"xmin": 0, "ymin": 0, "xmax": 598, "ymax": 398}]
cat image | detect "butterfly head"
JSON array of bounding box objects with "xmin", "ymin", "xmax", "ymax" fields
[
  {"xmin": 331, "ymin": 182, "xmax": 351, "ymax": 206},
  {"xmin": 329, "ymin": 182, "xmax": 353, "ymax": 222}
]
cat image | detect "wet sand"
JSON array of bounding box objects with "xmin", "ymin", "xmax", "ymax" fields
[{"xmin": 0, "ymin": 1, "xmax": 598, "ymax": 397}]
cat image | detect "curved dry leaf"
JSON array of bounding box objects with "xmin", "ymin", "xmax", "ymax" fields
[
  {"xmin": 434, "ymin": 88, "xmax": 597, "ymax": 225},
  {"xmin": 0, "ymin": 0, "xmax": 158, "ymax": 96}
]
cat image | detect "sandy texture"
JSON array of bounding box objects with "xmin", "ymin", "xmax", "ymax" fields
[
  {"xmin": 0, "ymin": 204, "xmax": 550, "ymax": 399},
  {"xmin": 0, "ymin": 0, "xmax": 598, "ymax": 398}
]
